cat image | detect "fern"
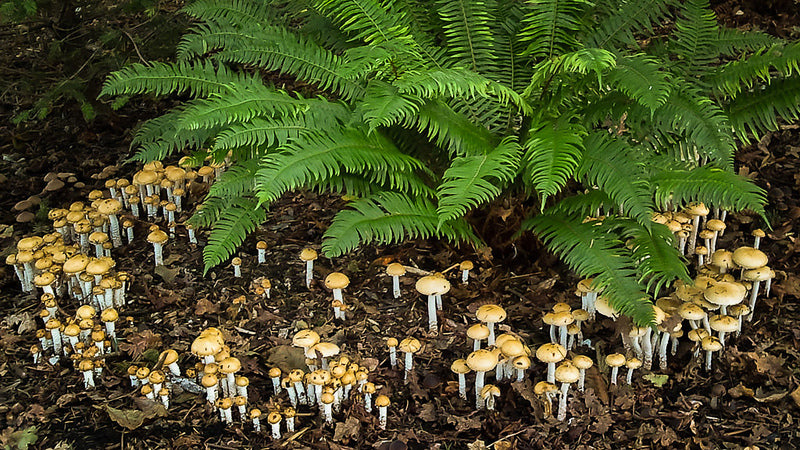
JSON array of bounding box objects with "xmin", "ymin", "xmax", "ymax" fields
[
  {"xmin": 436, "ymin": 136, "xmax": 521, "ymax": 225},
  {"xmin": 203, "ymin": 197, "xmax": 267, "ymax": 273},
  {"xmin": 518, "ymin": 0, "xmax": 586, "ymax": 59},
  {"xmin": 358, "ymin": 80, "xmax": 423, "ymax": 131},
  {"xmin": 436, "ymin": 0, "xmax": 495, "ymax": 72},
  {"xmin": 321, "ymin": 192, "xmax": 480, "ymax": 257},
  {"xmin": 608, "ymin": 54, "xmax": 671, "ymax": 111},
  {"xmin": 587, "ymin": 0, "xmax": 676, "ymax": 49},
  {"xmin": 99, "ymin": 61, "xmax": 258, "ymax": 98},
  {"xmin": 725, "ymin": 75, "xmax": 800, "ymax": 141},
  {"xmin": 650, "ymin": 166, "xmax": 767, "ymax": 216},
  {"xmin": 522, "ymin": 115, "xmax": 586, "ymax": 203}
]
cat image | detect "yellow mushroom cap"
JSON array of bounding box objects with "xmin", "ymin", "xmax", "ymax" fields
[
  {"xmin": 292, "ymin": 330, "xmax": 320, "ymax": 348},
  {"xmin": 160, "ymin": 349, "xmax": 179, "ymax": 366},
  {"xmin": 480, "ymin": 384, "xmax": 501, "ymax": 399},
  {"xmin": 249, "ymin": 408, "xmax": 262, "ymax": 419},
  {"xmin": 415, "ymin": 275, "xmax": 451, "ymax": 296},
  {"xmin": 398, "ymin": 337, "xmax": 421, "ymax": 354},
  {"xmin": 386, "ymin": 263, "xmax": 406, "ymax": 276},
  {"xmin": 466, "ymin": 324, "xmax": 490, "ymax": 341},
  {"xmin": 701, "ymin": 336, "xmax": 723, "ymax": 352},
  {"xmin": 451, "ymin": 358, "xmax": 470, "ymax": 374},
  {"xmin": 300, "ymin": 248, "xmax": 318, "ymax": 261},
  {"xmin": 704, "ymin": 281, "xmax": 746, "ymax": 307},
  {"xmin": 460, "ymin": 260, "xmax": 474, "ymax": 271},
  {"xmin": 147, "ymin": 229, "xmax": 168, "ymax": 244},
  {"xmin": 732, "ymin": 247, "xmax": 768, "ymax": 269},
  {"xmin": 325, "ymin": 272, "xmax": 350, "ymax": 290},
  {"xmin": 572, "ymin": 355, "xmax": 593, "ymax": 370},
  {"xmin": 534, "ymin": 381, "xmax": 558, "ymax": 395},
  {"xmin": 535, "ymin": 343, "xmax": 566, "ymax": 364},
  {"xmin": 476, "ymin": 304, "xmax": 507, "ymax": 323},
  {"xmin": 375, "ymin": 394, "xmax": 390, "ymax": 408},
  {"xmin": 386, "ymin": 337, "xmax": 398, "ymax": 348},
  {"xmin": 320, "ymin": 392, "xmax": 335, "ymax": 405},
  {"xmin": 554, "ymin": 362, "xmax": 580, "ymax": 384},
  {"xmin": 605, "ymin": 353, "xmax": 626, "ymax": 368},
  {"xmin": 466, "ymin": 349, "xmax": 498, "ymax": 372},
  {"xmin": 268, "ymin": 367, "xmax": 282, "ymax": 378}
]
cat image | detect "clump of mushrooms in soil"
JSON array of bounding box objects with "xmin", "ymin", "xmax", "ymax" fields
[{"xmin": 9, "ymin": 156, "xmax": 773, "ymax": 437}]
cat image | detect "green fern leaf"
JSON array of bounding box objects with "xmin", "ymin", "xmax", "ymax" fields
[
  {"xmin": 207, "ymin": 160, "xmax": 259, "ymax": 199},
  {"xmin": 436, "ymin": 136, "xmax": 521, "ymax": 225},
  {"xmin": 650, "ymin": 166, "xmax": 767, "ymax": 217},
  {"xmin": 182, "ymin": 0, "xmax": 273, "ymax": 27},
  {"xmin": 358, "ymin": 80, "xmax": 423, "ymax": 131},
  {"xmin": 202, "ymin": 197, "xmax": 266, "ymax": 273},
  {"xmin": 99, "ymin": 61, "xmax": 257, "ymax": 98},
  {"xmin": 725, "ymin": 75, "xmax": 800, "ymax": 141},
  {"xmin": 313, "ymin": 0, "xmax": 414, "ymax": 48},
  {"xmin": 436, "ymin": 0, "xmax": 495, "ymax": 72},
  {"xmin": 518, "ymin": 0, "xmax": 586, "ymax": 59},
  {"xmin": 321, "ymin": 192, "xmax": 480, "ymax": 257},
  {"xmin": 523, "ymin": 211, "xmax": 656, "ymax": 325},
  {"xmin": 587, "ymin": 0, "xmax": 676, "ymax": 49},
  {"xmin": 608, "ymin": 54, "xmax": 671, "ymax": 111},
  {"xmin": 672, "ymin": 0, "xmax": 719, "ymax": 71},
  {"xmin": 408, "ymin": 99, "xmax": 498, "ymax": 157},
  {"xmin": 707, "ymin": 42, "xmax": 800, "ymax": 98},
  {"xmin": 522, "ymin": 115, "xmax": 586, "ymax": 202},
  {"xmin": 213, "ymin": 116, "xmax": 315, "ymax": 151},
  {"xmin": 577, "ymin": 132, "xmax": 654, "ymax": 226}
]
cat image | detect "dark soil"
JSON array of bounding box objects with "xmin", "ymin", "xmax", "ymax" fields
[{"xmin": 1, "ymin": 2, "xmax": 799, "ymax": 449}]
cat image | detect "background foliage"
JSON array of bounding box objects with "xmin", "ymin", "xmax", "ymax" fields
[{"xmin": 101, "ymin": 0, "xmax": 800, "ymax": 325}]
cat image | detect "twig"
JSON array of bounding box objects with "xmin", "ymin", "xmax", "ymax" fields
[
  {"xmin": 123, "ymin": 30, "xmax": 148, "ymax": 65},
  {"xmin": 488, "ymin": 428, "xmax": 528, "ymax": 448}
]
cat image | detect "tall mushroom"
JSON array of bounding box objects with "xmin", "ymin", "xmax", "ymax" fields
[
  {"xmin": 709, "ymin": 314, "xmax": 738, "ymax": 347},
  {"xmin": 147, "ymin": 229, "xmax": 168, "ymax": 266},
  {"xmin": 701, "ymin": 336, "xmax": 723, "ymax": 371},
  {"xmin": 476, "ymin": 304, "xmax": 506, "ymax": 346},
  {"xmin": 555, "ymin": 362, "xmax": 580, "ymax": 421},
  {"xmin": 572, "ymin": 355, "xmax": 593, "ymax": 391},
  {"xmin": 398, "ymin": 337, "xmax": 421, "ymax": 381},
  {"xmin": 375, "ymin": 394, "xmax": 391, "ymax": 430},
  {"xmin": 451, "ymin": 359, "xmax": 470, "ymax": 400},
  {"xmin": 386, "ymin": 263, "xmax": 406, "ymax": 298},
  {"xmin": 466, "ymin": 349, "xmax": 498, "ymax": 410},
  {"xmin": 536, "ymin": 343, "xmax": 566, "ymax": 384},
  {"xmin": 416, "ymin": 275, "xmax": 451, "ymax": 332},
  {"xmin": 704, "ymin": 281, "xmax": 746, "ymax": 316},
  {"xmin": 325, "ymin": 272, "xmax": 350, "ymax": 320},
  {"xmin": 742, "ymin": 266, "xmax": 772, "ymax": 321},
  {"xmin": 299, "ymin": 248, "xmax": 317, "ymax": 289},
  {"xmin": 605, "ymin": 353, "xmax": 626, "ymax": 385},
  {"xmin": 685, "ymin": 203, "xmax": 709, "ymax": 256},
  {"xmin": 460, "ymin": 260, "xmax": 474, "ymax": 284}
]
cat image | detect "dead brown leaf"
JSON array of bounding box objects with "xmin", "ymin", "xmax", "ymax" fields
[
  {"xmin": 333, "ymin": 416, "xmax": 360, "ymax": 443},
  {"xmin": 4, "ymin": 311, "xmax": 36, "ymax": 334},
  {"xmin": 418, "ymin": 403, "xmax": 437, "ymax": 422},
  {"xmin": 194, "ymin": 298, "xmax": 220, "ymax": 316},
  {"xmin": 445, "ymin": 413, "xmax": 482, "ymax": 432},
  {"xmin": 744, "ymin": 351, "xmax": 788, "ymax": 376},
  {"xmin": 790, "ymin": 386, "xmax": 800, "ymax": 407},
  {"xmin": 119, "ymin": 330, "xmax": 162, "ymax": 359},
  {"xmin": 154, "ymin": 264, "xmax": 180, "ymax": 284},
  {"xmin": 104, "ymin": 406, "xmax": 145, "ymax": 430}
]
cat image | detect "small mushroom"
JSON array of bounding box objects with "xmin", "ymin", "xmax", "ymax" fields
[
  {"xmin": 386, "ymin": 337, "xmax": 399, "ymax": 369},
  {"xmin": 475, "ymin": 304, "xmax": 507, "ymax": 346},
  {"xmin": 460, "ymin": 260, "xmax": 474, "ymax": 284},
  {"xmin": 466, "ymin": 349, "xmax": 498, "ymax": 410},
  {"xmin": 451, "ymin": 359, "xmax": 470, "ymax": 400},
  {"xmin": 709, "ymin": 314, "xmax": 738, "ymax": 347},
  {"xmin": 250, "ymin": 408, "xmax": 262, "ymax": 432},
  {"xmin": 268, "ymin": 367, "xmax": 282, "ymax": 395},
  {"xmin": 534, "ymin": 381, "xmax": 558, "ymax": 417},
  {"xmin": 398, "ymin": 337, "xmax": 421, "ymax": 381},
  {"xmin": 572, "ymin": 355, "xmax": 593, "ymax": 391},
  {"xmin": 299, "ymin": 248, "xmax": 317, "ymax": 289},
  {"xmin": 480, "ymin": 384, "xmax": 501, "ymax": 410},
  {"xmin": 605, "ymin": 353, "xmax": 626, "ymax": 385},
  {"xmin": 146, "ymin": 229, "xmax": 169, "ymax": 266},
  {"xmin": 555, "ymin": 362, "xmax": 580, "ymax": 421},
  {"xmin": 386, "ymin": 263, "xmax": 406, "ymax": 298},
  {"xmin": 416, "ymin": 275, "xmax": 451, "ymax": 332},
  {"xmin": 325, "ymin": 272, "xmax": 350, "ymax": 320},
  {"xmin": 625, "ymin": 357, "xmax": 642, "ymax": 384},
  {"xmin": 375, "ymin": 394, "xmax": 391, "ymax": 430},
  {"xmin": 231, "ymin": 257, "xmax": 242, "ymax": 278},
  {"xmin": 701, "ymin": 336, "xmax": 723, "ymax": 371},
  {"xmin": 536, "ymin": 343, "xmax": 566, "ymax": 384},
  {"xmin": 467, "ymin": 323, "xmax": 490, "ymax": 351}
]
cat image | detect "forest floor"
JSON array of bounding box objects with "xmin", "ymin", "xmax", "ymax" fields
[{"xmin": 1, "ymin": 1, "xmax": 799, "ymax": 449}]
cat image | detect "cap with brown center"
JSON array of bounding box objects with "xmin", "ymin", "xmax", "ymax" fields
[
  {"xmin": 704, "ymin": 281, "xmax": 746, "ymax": 313},
  {"xmin": 732, "ymin": 247, "xmax": 768, "ymax": 269}
]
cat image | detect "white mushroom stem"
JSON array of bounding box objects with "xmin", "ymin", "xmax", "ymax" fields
[
  {"xmin": 626, "ymin": 367, "xmax": 636, "ymax": 384},
  {"xmin": 286, "ymin": 416, "xmax": 295, "ymax": 432},
  {"xmin": 754, "ymin": 235, "xmax": 762, "ymax": 249},
  {"xmin": 391, "ymin": 275, "xmax": 400, "ymax": 298},
  {"xmin": 427, "ymin": 294, "xmax": 437, "ymax": 331},
  {"xmin": 161, "ymin": 393, "xmax": 170, "ymax": 409},
  {"xmin": 404, "ymin": 352, "xmax": 414, "ymax": 381},
  {"xmin": 559, "ymin": 325, "xmax": 568, "ymax": 349},
  {"xmin": 435, "ymin": 294, "xmax": 442, "ymax": 310},
  {"xmin": 659, "ymin": 333, "xmax": 671, "ymax": 370},
  {"xmin": 364, "ymin": 392, "xmax": 373, "ymax": 412},
  {"xmin": 206, "ymin": 385, "xmax": 218, "ymax": 404},
  {"xmin": 642, "ymin": 328, "xmax": 653, "ymax": 370},
  {"xmin": 705, "ymin": 350, "xmax": 714, "ymax": 371},
  {"xmin": 314, "ymin": 385, "xmax": 323, "ymax": 408},
  {"xmin": 557, "ymin": 382, "xmax": 571, "ymax": 421},
  {"xmin": 167, "ymin": 362, "xmax": 180, "ymax": 377},
  {"xmin": 546, "ymin": 363, "xmax": 556, "ymax": 384},
  {"xmin": 697, "ymin": 252, "xmax": 704, "ymax": 267},
  {"xmin": 130, "ymin": 203, "xmax": 140, "ymax": 218},
  {"xmin": 473, "ymin": 339, "xmax": 482, "ymax": 352},
  {"xmin": 475, "ymin": 371, "xmax": 486, "ymax": 410},
  {"xmin": 610, "ymin": 367, "xmax": 620, "ymax": 385},
  {"xmin": 718, "ymin": 331, "xmax": 728, "ymax": 347},
  {"xmin": 549, "ymin": 324, "xmax": 557, "ymax": 344},
  {"xmin": 188, "ymin": 227, "xmax": 197, "ymax": 244},
  {"xmin": 630, "ymin": 337, "xmax": 643, "ymax": 360},
  {"xmin": 305, "ymin": 260, "xmax": 314, "ymax": 288},
  {"xmin": 294, "ymin": 381, "xmax": 307, "ymax": 405},
  {"xmin": 671, "ymin": 335, "xmax": 680, "ymax": 355},
  {"xmin": 83, "ymin": 369, "xmax": 95, "ymax": 389},
  {"xmin": 257, "ymin": 249, "xmax": 266, "ymax": 263},
  {"xmin": 271, "ymin": 421, "xmax": 281, "ymax": 439},
  {"xmin": 152, "ymin": 242, "xmax": 164, "ymax": 266},
  {"xmin": 252, "ymin": 417, "xmax": 261, "ymax": 432},
  {"xmin": 703, "ymin": 316, "xmax": 711, "ymax": 334},
  {"xmin": 389, "ymin": 347, "xmax": 397, "ymax": 368},
  {"xmin": 577, "ymin": 369, "xmax": 586, "ymax": 391},
  {"xmin": 487, "ymin": 322, "xmax": 497, "ymax": 347},
  {"xmin": 378, "ymin": 405, "xmax": 388, "ymax": 430},
  {"xmin": 50, "ymin": 328, "xmax": 63, "ymax": 357},
  {"xmin": 747, "ymin": 280, "xmax": 762, "ymax": 321},
  {"xmin": 765, "ymin": 277, "xmax": 772, "ymax": 298},
  {"xmin": 457, "ymin": 373, "xmax": 467, "ymax": 400},
  {"xmin": 233, "ymin": 265, "xmax": 241, "ymax": 277},
  {"xmin": 109, "ymin": 214, "xmax": 122, "ymax": 247},
  {"xmin": 688, "ymin": 215, "xmax": 700, "ymax": 256},
  {"xmin": 287, "ymin": 386, "xmax": 297, "ymax": 407},
  {"xmin": 271, "ymin": 377, "xmax": 281, "ymax": 395},
  {"xmin": 461, "ymin": 269, "xmax": 470, "ymax": 284},
  {"xmin": 323, "ymin": 402, "xmax": 333, "ymax": 424}
]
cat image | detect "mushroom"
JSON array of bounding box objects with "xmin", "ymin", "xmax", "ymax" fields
[
  {"xmin": 466, "ymin": 349, "xmax": 498, "ymax": 409},
  {"xmin": 695, "ymin": 245, "xmax": 708, "ymax": 266},
  {"xmin": 375, "ymin": 394, "xmax": 391, "ymax": 430},
  {"xmin": 30, "ymin": 345, "xmax": 41, "ymax": 364},
  {"xmin": 687, "ymin": 328, "xmax": 710, "ymax": 358},
  {"xmin": 572, "ymin": 355, "xmax": 593, "ymax": 391},
  {"xmin": 752, "ymin": 228, "xmax": 765, "ymax": 249},
  {"xmin": 398, "ymin": 337, "xmax": 421, "ymax": 381},
  {"xmin": 292, "ymin": 329, "xmax": 320, "ymax": 359},
  {"xmin": 706, "ymin": 219, "xmax": 726, "ymax": 254},
  {"xmin": 536, "ymin": 343, "xmax": 566, "ymax": 384},
  {"xmin": 416, "ymin": 275, "xmax": 451, "ymax": 332},
  {"xmin": 386, "ymin": 337, "xmax": 398, "ymax": 369},
  {"xmin": 146, "ymin": 229, "xmax": 169, "ymax": 266},
  {"xmin": 571, "ymin": 309, "xmax": 589, "ymax": 343},
  {"xmin": 701, "ymin": 336, "xmax": 723, "ymax": 371},
  {"xmin": 511, "ymin": 355, "xmax": 531, "ymax": 383},
  {"xmin": 79, "ymin": 359, "xmax": 95, "ymax": 389},
  {"xmin": 625, "ymin": 357, "xmax": 642, "ymax": 384},
  {"xmin": 311, "ymin": 342, "xmax": 340, "ymax": 370},
  {"xmin": 141, "ymin": 384, "xmax": 155, "ymax": 402},
  {"xmin": 542, "ymin": 312, "xmax": 557, "ymax": 343},
  {"xmin": 385, "ymin": 263, "xmax": 406, "ymax": 298},
  {"xmin": 269, "ymin": 367, "xmax": 282, "ymax": 395},
  {"xmin": 236, "ymin": 376, "xmax": 249, "ymax": 399},
  {"xmin": 475, "ymin": 304, "xmax": 507, "ymax": 346},
  {"xmin": 299, "ymin": 248, "xmax": 317, "ymax": 288},
  {"xmin": 732, "ymin": 246, "xmax": 768, "ymax": 280},
  {"xmin": 250, "ymin": 408, "xmax": 262, "ymax": 432},
  {"xmin": 555, "ymin": 362, "xmax": 580, "ymax": 421},
  {"xmin": 45, "ymin": 318, "xmax": 62, "ymax": 362},
  {"xmin": 320, "ymin": 391, "xmax": 335, "ymax": 424},
  {"xmin": 289, "ymin": 369, "xmax": 307, "ymax": 405},
  {"xmin": 219, "ymin": 357, "xmax": 243, "ymax": 398},
  {"xmin": 460, "ymin": 260, "xmax": 474, "ymax": 284},
  {"xmin": 534, "ymin": 381, "xmax": 558, "ymax": 417},
  {"xmin": 728, "ymin": 303, "xmax": 750, "ymax": 337},
  {"xmin": 231, "ymin": 257, "xmax": 242, "ymax": 278},
  {"xmin": 551, "ymin": 311, "xmax": 574, "ymax": 349},
  {"xmin": 704, "ymin": 281, "xmax": 746, "ymax": 316},
  {"xmin": 325, "ymin": 272, "xmax": 350, "ymax": 320},
  {"xmin": 284, "ymin": 407, "xmax": 296, "ymax": 432},
  {"xmin": 256, "ymin": 240, "xmax": 268, "ymax": 263},
  {"xmin": 685, "ymin": 203, "xmax": 709, "ymax": 256},
  {"xmin": 605, "ymin": 353, "xmax": 626, "ymax": 385},
  {"xmin": 467, "ymin": 324, "xmax": 490, "ymax": 351},
  {"xmin": 233, "ymin": 395, "xmax": 247, "ymax": 420},
  {"xmin": 480, "ymin": 384, "xmax": 501, "ymax": 411},
  {"xmin": 186, "ymin": 223, "xmax": 197, "ymax": 245},
  {"xmin": 742, "ymin": 266, "xmax": 772, "ymax": 321},
  {"xmin": 450, "ymin": 359, "xmax": 470, "ymax": 400},
  {"xmin": 710, "ymin": 250, "xmax": 736, "ymax": 275},
  {"xmin": 709, "ymin": 314, "xmax": 738, "ymax": 347},
  {"xmin": 97, "ymin": 199, "xmax": 123, "ymax": 247},
  {"xmin": 363, "ymin": 382, "xmax": 376, "ymax": 412},
  {"xmin": 218, "ymin": 397, "xmax": 234, "ymax": 424},
  {"xmin": 148, "ymin": 370, "xmax": 166, "ymax": 395}
]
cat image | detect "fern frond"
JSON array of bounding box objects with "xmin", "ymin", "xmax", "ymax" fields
[
  {"xmin": 99, "ymin": 61, "xmax": 257, "ymax": 98},
  {"xmin": 712, "ymin": 28, "xmax": 779, "ymax": 58},
  {"xmin": 202, "ymin": 197, "xmax": 267, "ymax": 273},
  {"xmin": 650, "ymin": 166, "xmax": 767, "ymax": 216},
  {"xmin": 255, "ymin": 129, "xmax": 428, "ymax": 204},
  {"xmin": 207, "ymin": 159, "xmax": 259, "ymax": 199},
  {"xmin": 725, "ymin": 75, "xmax": 800, "ymax": 141},
  {"xmin": 577, "ymin": 132, "xmax": 654, "ymax": 226},
  {"xmin": 522, "ymin": 115, "xmax": 586, "ymax": 203},
  {"xmin": 707, "ymin": 42, "xmax": 800, "ymax": 98},
  {"xmin": 518, "ymin": 0, "xmax": 586, "ymax": 59},
  {"xmin": 129, "ymin": 106, "xmax": 219, "ymax": 162},
  {"xmin": 672, "ymin": 0, "xmax": 719, "ymax": 71},
  {"xmin": 321, "ymin": 192, "xmax": 480, "ymax": 257},
  {"xmin": 436, "ymin": 0, "xmax": 495, "ymax": 72},
  {"xmin": 312, "ymin": 0, "xmax": 414, "ymax": 48},
  {"xmin": 212, "ymin": 116, "xmax": 316, "ymax": 151},
  {"xmin": 610, "ymin": 218, "xmax": 690, "ymax": 295},
  {"xmin": 181, "ymin": 0, "xmax": 273, "ymax": 27},
  {"xmin": 587, "ymin": 0, "xmax": 676, "ymax": 49},
  {"xmin": 408, "ymin": 99, "xmax": 498, "ymax": 157},
  {"xmin": 608, "ymin": 54, "xmax": 671, "ymax": 111},
  {"xmin": 523, "ymin": 211, "xmax": 656, "ymax": 325},
  {"xmin": 358, "ymin": 80, "xmax": 423, "ymax": 131},
  {"xmin": 436, "ymin": 136, "xmax": 521, "ymax": 225},
  {"xmin": 176, "ymin": 85, "xmax": 310, "ymax": 132},
  {"xmin": 654, "ymin": 86, "xmax": 736, "ymax": 169}
]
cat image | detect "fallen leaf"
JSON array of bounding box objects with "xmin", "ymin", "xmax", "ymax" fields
[
  {"xmin": 119, "ymin": 330, "xmax": 162, "ymax": 359},
  {"xmin": 445, "ymin": 413, "xmax": 482, "ymax": 432},
  {"xmin": 643, "ymin": 373, "xmax": 669, "ymax": 388},
  {"xmin": 4, "ymin": 311, "xmax": 36, "ymax": 334},
  {"xmin": 154, "ymin": 264, "xmax": 180, "ymax": 284},
  {"xmin": 753, "ymin": 387, "xmax": 788, "ymax": 403},
  {"xmin": 333, "ymin": 416, "xmax": 360, "ymax": 443},
  {"xmin": 105, "ymin": 406, "xmax": 145, "ymax": 430},
  {"xmin": 790, "ymin": 386, "xmax": 800, "ymax": 407},
  {"xmin": 467, "ymin": 440, "xmax": 488, "ymax": 450},
  {"xmin": 511, "ymin": 379, "xmax": 538, "ymax": 410},
  {"xmin": 418, "ymin": 403, "xmax": 437, "ymax": 422},
  {"xmin": 744, "ymin": 351, "xmax": 788, "ymax": 376},
  {"xmin": 0, "ymin": 426, "xmax": 38, "ymax": 450},
  {"xmin": 194, "ymin": 298, "xmax": 220, "ymax": 316},
  {"xmin": 728, "ymin": 383, "xmax": 754, "ymax": 398},
  {"xmin": 132, "ymin": 398, "xmax": 168, "ymax": 419}
]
